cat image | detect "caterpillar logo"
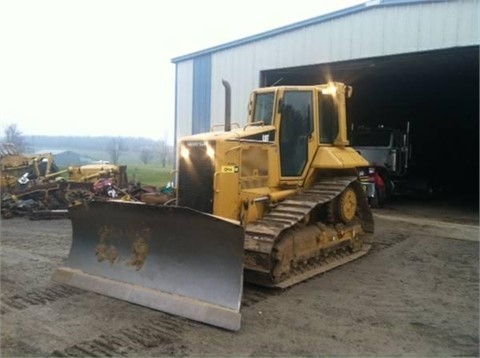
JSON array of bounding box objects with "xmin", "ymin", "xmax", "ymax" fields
[{"xmin": 221, "ymin": 165, "xmax": 238, "ymax": 173}]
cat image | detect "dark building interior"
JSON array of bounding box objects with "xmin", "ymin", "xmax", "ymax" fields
[{"xmin": 261, "ymin": 46, "xmax": 479, "ymax": 204}]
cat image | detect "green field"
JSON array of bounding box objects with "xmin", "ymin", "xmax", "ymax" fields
[{"xmin": 126, "ymin": 163, "xmax": 174, "ymax": 187}]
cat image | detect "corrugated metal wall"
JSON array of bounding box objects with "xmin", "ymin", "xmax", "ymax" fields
[
  {"xmin": 174, "ymin": 61, "xmax": 193, "ymax": 139},
  {"xmin": 192, "ymin": 55, "xmax": 212, "ymax": 134},
  {"xmin": 174, "ymin": 0, "xmax": 479, "ymax": 138}
]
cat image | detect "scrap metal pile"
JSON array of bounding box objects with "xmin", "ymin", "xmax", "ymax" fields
[{"xmin": 0, "ymin": 144, "xmax": 174, "ymax": 220}]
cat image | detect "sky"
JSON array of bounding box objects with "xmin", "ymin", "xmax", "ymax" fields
[{"xmin": 0, "ymin": 0, "xmax": 365, "ymax": 143}]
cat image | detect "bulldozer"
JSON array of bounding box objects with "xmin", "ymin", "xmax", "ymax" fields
[
  {"xmin": 67, "ymin": 163, "xmax": 129, "ymax": 188},
  {"xmin": 53, "ymin": 81, "xmax": 374, "ymax": 331}
]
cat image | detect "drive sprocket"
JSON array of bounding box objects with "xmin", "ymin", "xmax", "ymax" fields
[{"xmin": 334, "ymin": 186, "xmax": 357, "ymax": 223}]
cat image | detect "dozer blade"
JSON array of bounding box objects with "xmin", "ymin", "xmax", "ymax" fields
[{"xmin": 52, "ymin": 200, "xmax": 245, "ymax": 331}]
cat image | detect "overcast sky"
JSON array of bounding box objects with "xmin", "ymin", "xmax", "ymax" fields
[{"xmin": 0, "ymin": 0, "xmax": 365, "ymax": 143}]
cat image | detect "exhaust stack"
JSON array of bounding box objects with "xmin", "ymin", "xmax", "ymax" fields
[{"xmin": 222, "ymin": 79, "xmax": 231, "ymax": 132}]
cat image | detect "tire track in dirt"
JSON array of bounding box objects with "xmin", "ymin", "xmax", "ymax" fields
[
  {"xmin": 370, "ymin": 232, "xmax": 408, "ymax": 254},
  {"xmin": 374, "ymin": 213, "xmax": 479, "ymax": 241},
  {"xmin": 242, "ymin": 287, "xmax": 270, "ymax": 308},
  {"xmin": 0, "ymin": 285, "xmax": 83, "ymax": 314},
  {"xmin": 49, "ymin": 318, "xmax": 189, "ymax": 357},
  {"xmin": 48, "ymin": 287, "xmax": 274, "ymax": 357}
]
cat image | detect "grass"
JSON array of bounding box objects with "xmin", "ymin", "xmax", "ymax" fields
[{"xmin": 127, "ymin": 163, "xmax": 175, "ymax": 187}]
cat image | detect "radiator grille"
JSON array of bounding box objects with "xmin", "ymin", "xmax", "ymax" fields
[{"xmin": 177, "ymin": 142, "xmax": 215, "ymax": 214}]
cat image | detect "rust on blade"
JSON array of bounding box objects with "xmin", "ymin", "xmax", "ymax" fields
[
  {"xmin": 95, "ymin": 224, "xmax": 151, "ymax": 269},
  {"xmin": 95, "ymin": 226, "xmax": 119, "ymax": 264},
  {"xmin": 128, "ymin": 225, "xmax": 151, "ymax": 270}
]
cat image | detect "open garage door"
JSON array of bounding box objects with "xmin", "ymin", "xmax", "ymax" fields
[{"xmin": 261, "ymin": 46, "xmax": 479, "ymax": 204}]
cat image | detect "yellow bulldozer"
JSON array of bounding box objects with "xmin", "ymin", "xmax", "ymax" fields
[
  {"xmin": 53, "ymin": 81, "xmax": 374, "ymax": 331},
  {"xmin": 0, "ymin": 145, "xmax": 59, "ymax": 189}
]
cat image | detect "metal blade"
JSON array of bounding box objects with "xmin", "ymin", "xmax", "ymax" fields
[{"xmin": 52, "ymin": 200, "xmax": 245, "ymax": 331}]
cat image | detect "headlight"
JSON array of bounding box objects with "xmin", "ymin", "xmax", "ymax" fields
[
  {"xmin": 180, "ymin": 146, "xmax": 190, "ymax": 160},
  {"xmin": 368, "ymin": 167, "xmax": 376, "ymax": 174},
  {"xmin": 206, "ymin": 145, "xmax": 215, "ymax": 159}
]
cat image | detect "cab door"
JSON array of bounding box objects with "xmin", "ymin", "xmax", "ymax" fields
[{"xmin": 278, "ymin": 89, "xmax": 314, "ymax": 179}]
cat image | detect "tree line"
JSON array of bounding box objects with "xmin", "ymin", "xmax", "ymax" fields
[{"xmin": 1, "ymin": 123, "xmax": 173, "ymax": 166}]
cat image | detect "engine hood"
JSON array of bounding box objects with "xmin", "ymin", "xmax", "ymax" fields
[{"xmin": 179, "ymin": 125, "xmax": 276, "ymax": 144}]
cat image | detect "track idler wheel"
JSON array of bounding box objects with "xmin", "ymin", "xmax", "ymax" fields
[{"xmin": 333, "ymin": 186, "xmax": 357, "ymax": 224}]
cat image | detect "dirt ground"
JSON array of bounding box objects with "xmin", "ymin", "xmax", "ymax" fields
[{"xmin": 0, "ymin": 198, "xmax": 478, "ymax": 357}]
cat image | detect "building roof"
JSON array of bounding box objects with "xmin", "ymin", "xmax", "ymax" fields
[{"xmin": 171, "ymin": 0, "xmax": 444, "ymax": 63}]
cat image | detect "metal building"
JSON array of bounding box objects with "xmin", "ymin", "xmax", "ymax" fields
[{"xmin": 171, "ymin": 0, "xmax": 479, "ymax": 199}]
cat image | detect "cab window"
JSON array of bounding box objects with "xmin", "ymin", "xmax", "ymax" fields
[
  {"xmin": 279, "ymin": 91, "xmax": 313, "ymax": 177},
  {"xmin": 319, "ymin": 94, "xmax": 338, "ymax": 143},
  {"xmin": 253, "ymin": 92, "xmax": 274, "ymax": 125}
]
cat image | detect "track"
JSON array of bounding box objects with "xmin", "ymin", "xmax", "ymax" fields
[
  {"xmin": 244, "ymin": 176, "xmax": 374, "ymax": 287},
  {"xmin": 0, "ymin": 285, "xmax": 83, "ymax": 315},
  {"xmin": 49, "ymin": 317, "xmax": 190, "ymax": 357}
]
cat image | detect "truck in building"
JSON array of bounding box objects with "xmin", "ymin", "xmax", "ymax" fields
[
  {"xmin": 351, "ymin": 123, "xmax": 410, "ymax": 207},
  {"xmin": 53, "ymin": 81, "xmax": 374, "ymax": 331},
  {"xmin": 351, "ymin": 122, "xmax": 437, "ymax": 207}
]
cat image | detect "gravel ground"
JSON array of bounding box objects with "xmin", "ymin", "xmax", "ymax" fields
[{"xmin": 0, "ymin": 199, "xmax": 478, "ymax": 357}]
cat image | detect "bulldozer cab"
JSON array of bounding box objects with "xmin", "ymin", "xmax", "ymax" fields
[
  {"xmin": 246, "ymin": 83, "xmax": 360, "ymax": 185},
  {"xmin": 180, "ymin": 82, "xmax": 368, "ymax": 226}
]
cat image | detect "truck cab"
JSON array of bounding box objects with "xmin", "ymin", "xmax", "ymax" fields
[{"xmin": 351, "ymin": 124, "xmax": 410, "ymax": 207}]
